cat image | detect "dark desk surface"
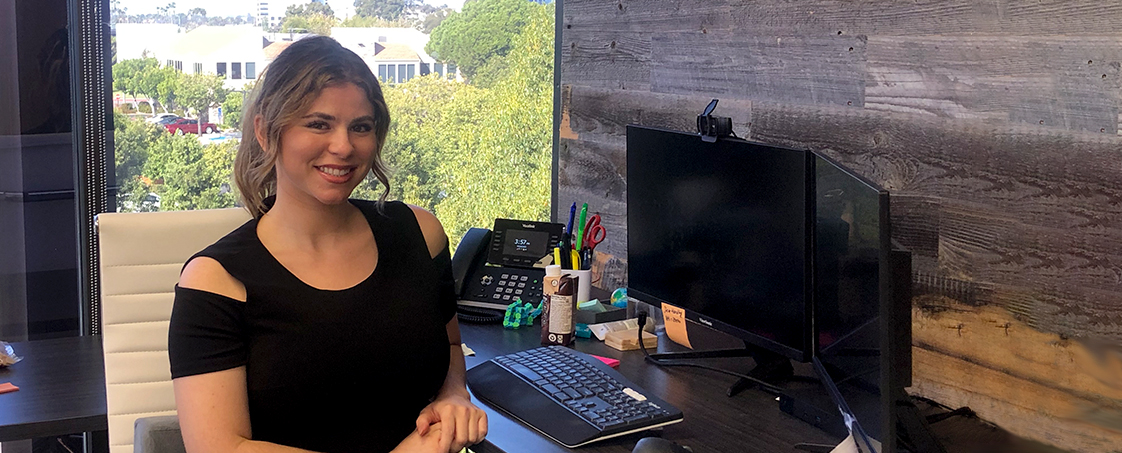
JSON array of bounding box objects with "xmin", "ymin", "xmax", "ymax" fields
[
  {"xmin": 0, "ymin": 336, "xmax": 108, "ymax": 442},
  {"xmin": 460, "ymin": 323, "xmax": 839, "ymax": 453}
]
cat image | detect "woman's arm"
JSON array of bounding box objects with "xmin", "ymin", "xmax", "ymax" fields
[{"xmin": 409, "ymin": 205, "xmax": 489, "ymax": 452}]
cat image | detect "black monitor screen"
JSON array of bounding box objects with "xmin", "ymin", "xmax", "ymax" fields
[
  {"xmin": 813, "ymin": 151, "xmax": 892, "ymax": 448},
  {"xmin": 626, "ymin": 125, "xmax": 811, "ymax": 360}
]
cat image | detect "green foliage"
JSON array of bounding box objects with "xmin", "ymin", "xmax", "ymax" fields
[
  {"xmin": 144, "ymin": 132, "xmax": 238, "ymax": 210},
  {"xmin": 285, "ymin": 2, "xmax": 334, "ymax": 18},
  {"xmin": 176, "ymin": 73, "xmax": 227, "ymax": 123},
  {"xmin": 425, "ymin": 0, "xmax": 538, "ymax": 81},
  {"xmin": 281, "ymin": 12, "xmax": 338, "ymax": 35},
  {"xmin": 432, "ymin": 4, "xmax": 554, "ymax": 245},
  {"xmin": 113, "ymin": 58, "xmax": 180, "ymax": 113},
  {"xmin": 339, "ymin": 14, "xmax": 411, "ymax": 28},
  {"xmin": 221, "ymin": 91, "xmax": 245, "ymax": 130},
  {"xmin": 113, "ymin": 111, "xmax": 161, "ymax": 212},
  {"xmin": 355, "ymin": 5, "xmax": 554, "ymax": 248},
  {"xmin": 353, "ymin": 0, "xmax": 417, "ymax": 21},
  {"xmin": 420, "ymin": 8, "xmax": 453, "ymax": 34}
]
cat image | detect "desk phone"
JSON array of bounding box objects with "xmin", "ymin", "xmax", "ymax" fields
[{"xmin": 452, "ymin": 219, "xmax": 564, "ymax": 311}]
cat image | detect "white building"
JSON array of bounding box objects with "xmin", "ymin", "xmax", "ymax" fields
[
  {"xmin": 331, "ymin": 27, "xmax": 460, "ymax": 84},
  {"xmin": 162, "ymin": 26, "xmax": 268, "ymax": 91},
  {"xmin": 115, "ymin": 23, "xmax": 180, "ymax": 61}
]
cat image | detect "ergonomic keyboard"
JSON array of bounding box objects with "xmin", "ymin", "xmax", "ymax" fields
[{"xmin": 466, "ymin": 346, "xmax": 684, "ymax": 448}]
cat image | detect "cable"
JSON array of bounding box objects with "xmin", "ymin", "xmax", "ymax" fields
[
  {"xmin": 456, "ymin": 306, "xmax": 504, "ymax": 324},
  {"xmin": 635, "ymin": 311, "xmax": 785, "ymax": 395}
]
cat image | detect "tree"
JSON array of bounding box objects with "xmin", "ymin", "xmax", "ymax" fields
[
  {"xmin": 286, "ymin": 2, "xmax": 334, "ymax": 18},
  {"xmin": 280, "ymin": 12, "xmax": 338, "ymax": 35},
  {"xmin": 432, "ymin": 4, "xmax": 554, "ymax": 244},
  {"xmin": 144, "ymin": 134, "xmax": 238, "ymax": 210},
  {"xmin": 339, "ymin": 14, "xmax": 411, "ymax": 28},
  {"xmin": 221, "ymin": 90, "xmax": 246, "ymax": 130},
  {"xmin": 113, "ymin": 112, "xmax": 162, "ymax": 212},
  {"xmin": 353, "ymin": 0, "xmax": 418, "ymax": 21},
  {"xmin": 420, "ymin": 8, "xmax": 453, "ymax": 34},
  {"xmin": 113, "ymin": 58, "xmax": 180, "ymax": 114},
  {"xmin": 425, "ymin": 0, "xmax": 538, "ymax": 82},
  {"xmin": 176, "ymin": 73, "xmax": 227, "ymax": 123}
]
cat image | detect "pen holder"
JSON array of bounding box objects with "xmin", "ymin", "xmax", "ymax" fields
[{"xmin": 563, "ymin": 269, "xmax": 592, "ymax": 304}]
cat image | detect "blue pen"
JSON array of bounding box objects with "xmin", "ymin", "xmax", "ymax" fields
[{"xmin": 566, "ymin": 202, "xmax": 577, "ymax": 235}]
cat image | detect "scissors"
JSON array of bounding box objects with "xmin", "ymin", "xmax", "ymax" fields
[{"xmin": 582, "ymin": 214, "xmax": 606, "ymax": 251}]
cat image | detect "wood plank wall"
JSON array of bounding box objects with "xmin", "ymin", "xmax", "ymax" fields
[{"xmin": 557, "ymin": 1, "xmax": 1122, "ymax": 451}]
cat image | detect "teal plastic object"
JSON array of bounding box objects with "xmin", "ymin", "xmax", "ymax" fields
[
  {"xmin": 610, "ymin": 287, "xmax": 628, "ymax": 308},
  {"xmin": 503, "ymin": 299, "xmax": 543, "ymax": 329},
  {"xmin": 575, "ymin": 323, "xmax": 592, "ymax": 338}
]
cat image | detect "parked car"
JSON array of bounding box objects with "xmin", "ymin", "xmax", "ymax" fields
[
  {"xmin": 164, "ymin": 118, "xmax": 219, "ymax": 135},
  {"xmin": 146, "ymin": 113, "xmax": 179, "ymax": 124}
]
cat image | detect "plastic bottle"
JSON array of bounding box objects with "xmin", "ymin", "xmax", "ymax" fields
[{"xmin": 541, "ymin": 274, "xmax": 576, "ymax": 346}]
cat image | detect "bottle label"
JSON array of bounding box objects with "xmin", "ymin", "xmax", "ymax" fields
[{"xmin": 543, "ymin": 293, "xmax": 574, "ymax": 345}]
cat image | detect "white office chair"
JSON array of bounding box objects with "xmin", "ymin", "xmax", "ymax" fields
[{"xmin": 97, "ymin": 208, "xmax": 251, "ymax": 453}]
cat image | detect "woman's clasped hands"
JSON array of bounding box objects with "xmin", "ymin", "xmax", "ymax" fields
[{"xmin": 409, "ymin": 391, "xmax": 488, "ymax": 453}]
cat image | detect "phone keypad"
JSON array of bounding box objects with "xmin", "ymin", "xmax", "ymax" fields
[{"xmin": 467, "ymin": 267, "xmax": 545, "ymax": 306}]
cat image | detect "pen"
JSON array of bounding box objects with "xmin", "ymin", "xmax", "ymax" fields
[
  {"xmin": 575, "ymin": 203, "xmax": 588, "ymax": 250},
  {"xmin": 581, "ymin": 247, "xmax": 593, "ymax": 270},
  {"xmin": 566, "ymin": 202, "xmax": 576, "ymax": 237},
  {"xmin": 554, "ymin": 247, "xmax": 563, "ymax": 267}
]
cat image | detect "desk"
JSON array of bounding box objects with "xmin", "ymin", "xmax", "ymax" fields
[
  {"xmin": 460, "ymin": 323, "xmax": 838, "ymax": 453},
  {"xmin": 0, "ymin": 336, "xmax": 108, "ymax": 442}
]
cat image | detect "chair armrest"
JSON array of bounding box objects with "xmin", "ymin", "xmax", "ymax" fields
[{"xmin": 134, "ymin": 415, "xmax": 186, "ymax": 453}]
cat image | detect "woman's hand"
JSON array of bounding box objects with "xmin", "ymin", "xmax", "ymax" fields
[
  {"xmin": 415, "ymin": 392, "xmax": 488, "ymax": 453},
  {"xmin": 393, "ymin": 422, "xmax": 445, "ymax": 453}
]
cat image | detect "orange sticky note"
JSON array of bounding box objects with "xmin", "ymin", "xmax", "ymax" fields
[
  {"xmin": 661, "ymin": 303, "xmax": 692, "ymax": 348},
  {"xmin": 0, "ymin": 382, "xmax": 19, "ymax": 394}
]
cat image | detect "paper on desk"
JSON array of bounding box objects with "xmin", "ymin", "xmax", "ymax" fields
[
  {"xmin": 661, "ymin": 303, "xmax": 692, "ymax": 348},
  {"xmin": 831, "ymin": 433, "xmax": 881, "ymax": 453}
]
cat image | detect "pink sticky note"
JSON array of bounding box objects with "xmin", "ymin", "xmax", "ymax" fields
[
  {"xmin": 591, "ymin": 354, "xmax": 620, "ymax": 368},
  {"xmin": 0, "ymin": 382, "xmax": 18, "ymax": 394}
]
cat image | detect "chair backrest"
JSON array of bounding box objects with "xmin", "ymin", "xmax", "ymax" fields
[{"xmin": 97, "ymin": 208, "xmax": 251, "ymax": 453}]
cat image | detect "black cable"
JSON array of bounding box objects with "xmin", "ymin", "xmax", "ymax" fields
[
  {"xmin": 456, "ymin": 306, "xmax": 504, "ymax": 324},
  {"xmin": 635, "ymin": 311, "xmax": 785, "ymax": 395}
]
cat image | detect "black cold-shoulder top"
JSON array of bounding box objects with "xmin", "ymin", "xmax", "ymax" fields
[{"xmin": 168, "ymin": 200, "xmax": 456, "ymax": 453}]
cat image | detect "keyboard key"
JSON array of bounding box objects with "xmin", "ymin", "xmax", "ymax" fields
[
  {"xmin": 563, "ymin": 388, "xmax": 582, "ymax": 399},
  {"xmin": 509, "ymin": 364, "xmax": 542, "ymax": 382},
  {"xmin": 542, "ymin": 384, "xmax": 560, "ymax": 394}
]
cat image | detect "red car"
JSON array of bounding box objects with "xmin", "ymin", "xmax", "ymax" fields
[{"xmin": 164, "ymin": 118, "xmax": 219, "ymax": 135}]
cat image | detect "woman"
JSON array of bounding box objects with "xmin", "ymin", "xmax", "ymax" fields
[{"xmin": 168, "ymin": 36, "xmax": 487, "ymax": 453}]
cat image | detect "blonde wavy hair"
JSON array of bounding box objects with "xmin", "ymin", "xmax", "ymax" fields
[{"xmin": 235, "ymin": 35, "xmax": 392, "ymax": 218}]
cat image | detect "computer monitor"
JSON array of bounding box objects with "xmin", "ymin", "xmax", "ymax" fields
[
  {"xmin": 626, "ymin": 125, "xmax": 814, "ymax": 361},
  {"xmin": 813, "ymin": 150, "xmax": 911, "ymax": 452}
]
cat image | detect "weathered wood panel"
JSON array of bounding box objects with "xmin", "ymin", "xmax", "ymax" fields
[
  {"xmin": 912, "ymin": 302, "xmax": 1122, "ymax": 452},
  {"xmin": 561, "ymin": 31, "xmax": 651, "ymax": 90},
  {"xmin": 651, "ymin": 33, "xmax": 866, "ymax": 107},
  {"xmin": 865, "ymin": 35, "xmax": 1122, "ymax": 133},
  {"xmin": 560, "ymin": 1, "xmax": 1122, "ymax": 451},
  {"xmin": 749, "ymin": 102, "xmax": 1122, "ymax": 343},
  {"xmin": 565, "ymin": 0, "xmax": 1122, "ymax": 37}
]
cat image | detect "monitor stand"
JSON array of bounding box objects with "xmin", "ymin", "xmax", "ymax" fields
[{"xmin": 647, "ymin": 346, "xmax": 794, "ymax": 397}]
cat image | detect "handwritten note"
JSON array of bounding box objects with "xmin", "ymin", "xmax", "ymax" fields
[{"xmin": 661, "ymin": 303, "xmax": 692, "ymax": 349}]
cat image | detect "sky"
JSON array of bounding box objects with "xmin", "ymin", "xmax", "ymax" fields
[{"xmin": 116, "ymin": 0, "xmax": 463, "ymax": 19}]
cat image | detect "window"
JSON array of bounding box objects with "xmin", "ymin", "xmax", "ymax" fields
[
  {"xmin": 386, "ymin": 64, "xmax": 396, "ymax": 83},
  {"xmin": 398, "ymin": 65, "xmax": 408, "ymax": 83},
  {"xmin": 217, "ymin": 62, "xmax": 227, "ymax": 78},
  {"xmin": 194, "ymin": 62, "xmax": 203, "ymax": 74},
  {"xmin": 246, "ymin": 62, "xmax": 256, "ymax": 79},
  {"xmin": 378, "ymin": 64, "xmax": 387, "ymax": 82},
  {"xmin": 407, "ymin": 64, "xmax": 415, "ymax": 81},
  {"xmin": 232, "ymin": 62, "xmax": 242, "ymax": 80},
  {"xmin": 435, "ymin": 63, "xmax": 444, "ymax": 78},
  {"xmin": 447, "ymin": 63, "xmax": 457, "ymax": 80}
]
